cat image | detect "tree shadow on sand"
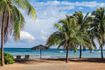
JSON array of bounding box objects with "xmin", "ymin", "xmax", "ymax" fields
[
  {"xmin": 15, "ymin": 58, "xmax": 105, "ymax": 64},
  {"xmin": 70, "ymin": 58, "xmax": 105, "ymax": 63}
]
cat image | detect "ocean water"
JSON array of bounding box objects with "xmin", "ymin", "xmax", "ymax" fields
[{"xmin": 3, "ymin": 48, "xmax": 105, "ymax": 59}]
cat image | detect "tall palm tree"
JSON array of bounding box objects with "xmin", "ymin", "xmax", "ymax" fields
[
  {"xmin": 0, "ymin": 0, "xmax": 36, "ymax": 66},
  {"xmin": 73, "ymin": 11, "xmax": 96, "ymax": 58},
  {"xmin": 46, "ymin": 15, "xmax": 87, "ymax": 63},
  {"xmin": 90, "ymin": 7, "xmax": 105, "ymax": 59}
]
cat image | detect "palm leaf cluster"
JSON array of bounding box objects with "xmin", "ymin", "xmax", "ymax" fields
[
  {"xmin": 73, "ymin": 11, "xmax": 97, "ymax": 58},
  {"xmin": 46, "ymin": 15, "xmax": 92, "ymax": 63},
  {"xmin": 46, "ymin": 7, "xmax": 105, "ymax": 63},
  {"xmin": 47, "ymin": 16, "xmax": 80, "ymax": 50},
  {"xmin": 0, "ymin": 0, "xmax": 36, "ymax": 41},
  {"xmin": 0, "ymin": 0, "xmax": 36, "ymax": 66},
  {"xmin": 89, "ymin": 7, "xmax": 105, "ymax": 59}
]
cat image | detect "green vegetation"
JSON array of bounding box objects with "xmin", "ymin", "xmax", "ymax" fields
[
  {"xmin": 0, "ymin": 0, "xmax": 36, "ymax": 66},
  {"xmin": 89, "ymin": 7, "xmax": 105, "ymax": 59},
  {"xmin": 4, "ymin": 53, "xmax": 15, "ymax": 64},
  {"xmin": 0, "ymin": 51, "xmax": 15, "ymax": 64},
  {"xmin": 46, "ymin": 7, "xmax": 105, "ymax": 63},
  {"xmin": 47, "ymin": 15, "xmax": 81, "ymax": 63},
  {"xmin": 72, "ymin": 11, "xmax": 95, "ymax": 58}
]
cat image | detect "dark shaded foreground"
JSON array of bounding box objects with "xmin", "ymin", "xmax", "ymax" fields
[{"xmin": 15, "ymin": 58, "xmax": 105, "ymax": 64}]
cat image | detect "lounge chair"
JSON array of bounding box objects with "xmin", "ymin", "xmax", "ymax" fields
[
  {"xmin": 25, "ymin": 55, "xmax": 30, "ymax": 60},
  {"xmin": 15, "ymin": 55, "xmax": 22, "ymax": 61},
  {"xmin": 16, "ymin": 55, "xmax": 21, "ymax": 59}
]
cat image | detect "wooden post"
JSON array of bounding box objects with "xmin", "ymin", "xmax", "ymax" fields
[{"xmin": 40, "ymin": 49, "xmax": 42, "ymax": 59}]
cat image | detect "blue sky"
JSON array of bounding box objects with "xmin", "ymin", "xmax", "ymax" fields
[{"xmin": 4, "ymin": 0, "xmax": 105, "ymax": 48}]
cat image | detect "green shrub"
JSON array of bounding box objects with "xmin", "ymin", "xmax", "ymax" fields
[
  {"xmin": 0, "ymin": 51, "xmax": 15, "ymax": 64},
  {"xmin": 4, "ymin": 53, "xmax": 15, "ymax": 64}
]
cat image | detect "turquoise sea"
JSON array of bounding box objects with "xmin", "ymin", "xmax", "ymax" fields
[{"xmin": 4, "ymin": 48, "xmax": 105, "ymax": 59}]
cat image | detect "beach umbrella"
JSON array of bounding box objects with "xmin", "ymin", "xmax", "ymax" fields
[{"xmin": 31, "ymin": 45, "xmax": 49, "ymax": 59}]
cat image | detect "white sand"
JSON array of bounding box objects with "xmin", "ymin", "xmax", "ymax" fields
[{"xmin": 0, "ymin": 59, "xmax": 105, "ymax": 70}]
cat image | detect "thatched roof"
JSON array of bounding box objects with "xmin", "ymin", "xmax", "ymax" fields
[{"xmin": 31, "ymin": 45, "xmax": 49, "ymax": 50}]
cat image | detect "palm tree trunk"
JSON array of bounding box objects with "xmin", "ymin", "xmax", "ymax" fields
[
  {"xmin": 100, "ymin": 34, "xmax": 104, "ymax": 59},
  {"xmin": 101, "ymin": 46, "xmax": 103, "ymax": 59},
  {"xmin": 79, "ymin": 45, "xmax": 82, "ymax": 58},
  {"xmin": 66, "ymin": 47, "xmax": 69, "ymax": 63},
  {"xmin": 1, "ymin": 9, "xmax": 6, "ymax": 66}
]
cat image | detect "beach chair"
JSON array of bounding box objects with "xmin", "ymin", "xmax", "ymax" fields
[
  {"xmin": 16, "ymin": 55, "xmax": 21, "ymax": 59},
  {"xmin": 25, "ymin": 55, "xmax": 30, "ymax": 60},
  {"xmin": 16, "ymin": 55, "xmax": 21, "ymax": 60}
]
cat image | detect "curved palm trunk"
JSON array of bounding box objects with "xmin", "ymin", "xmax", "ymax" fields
[
  {"xmin": 1, "ymin": 9, "xmax": 6, "ymax": 66},
  {"xmin": 66, "ymin": 47, "xmax": 69, "ymax": 63},
  {"xmin": 79, "ymin": 45, "xmax": 82, "ymax": 58}
]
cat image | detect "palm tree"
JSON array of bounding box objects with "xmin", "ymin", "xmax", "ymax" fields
[
  {"xmin": 90, "ymin": 7, "xmax": 105, "ymax": 59},
  {"xmin": 73, "ymin": 11, "xmax": 96, "ymax": 58},
  {"xmin": 0, "ymin": 0, "xmax": 36, "ymax": 66},
  {"xmin": 46, "ymin": 15, "xmax": 85, "ymax": 63}
]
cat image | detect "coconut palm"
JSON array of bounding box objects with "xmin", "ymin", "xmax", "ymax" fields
[
  {"xmin": 0, "ymin": 0, "xmax": 36, "ymax": 66},
  {"xmin": 73, "ymin": 11, "xmax": 96, "ymax": 58},
  {"xmin": 90, "ymin": 7, "xmax": 105, "ymax": 59},
  {"xmin": 46, "ymin": 15, "xmax": 90, "ymax": 63}
]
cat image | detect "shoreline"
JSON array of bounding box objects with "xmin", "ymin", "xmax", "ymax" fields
[{"xmin": 13, "ymin": 55, "xmax": 103, "ymax": 60}]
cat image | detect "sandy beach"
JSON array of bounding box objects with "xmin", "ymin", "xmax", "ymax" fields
[{"xmin": 0, "ymin": 58, "xmax": 105, "ymax": 70}]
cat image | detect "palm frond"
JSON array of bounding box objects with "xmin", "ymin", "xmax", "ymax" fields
[{"xmin": 13, "ymin": 0, "xmax": 36, "ymax": 19}]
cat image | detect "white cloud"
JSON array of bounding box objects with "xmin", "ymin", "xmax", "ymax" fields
[
  {"xmin": 23, "ymin": 1, "xmax": 105, "ymax": 45},
  {"xmin": 20, "ymin": 31, "xmax": 35, "ymax": 43},
  {"xmin": 5, "ymin": 0, "xmax": 105, "ymax": 48},
  {"xmin": 41, "ymin": 35, "xmax": 47, "ymax": 41},
  {"xmin": 61, "ymin": 1, "xmax": 105, "ymax": 8},
  {"xmin": 32, "ymin": 1, "xmax": 75, "ymax": 12},
  {"xmin": 34, "ymin": 1, "xmax": 105, "ymax": 9},
  {"xmin": 41, "ymin": 30, "xmax": 49, "ymax": 36},
  {"xmin": 75, "ymin": 1, "xmax": 105, "ymax": 8},
  {"xmin": 40, "ymin": 30, "xmax": 49, "ymax": 41},
  {"xmin": 78, "ymin": 7, "xmax": 83, "ymax": 10}
]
